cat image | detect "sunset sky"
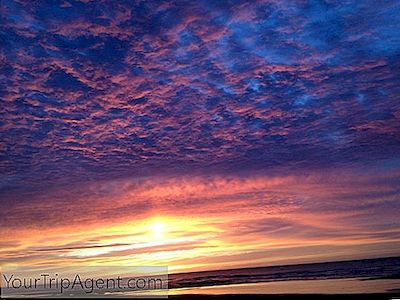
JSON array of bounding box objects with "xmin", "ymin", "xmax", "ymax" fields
[{"xmin": 1, "ymin": 0, "xmax": 400, "ymax": 273}]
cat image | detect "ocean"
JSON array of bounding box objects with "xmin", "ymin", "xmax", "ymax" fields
[
  {"xmin": 168, "ymin": 256, "xmax": 400, "ymax": 294},
  {"xmin": 2, "ymin": 257, "xmax": 399, "ymax": 297}
]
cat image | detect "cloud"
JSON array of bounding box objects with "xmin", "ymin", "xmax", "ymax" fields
[
  {"xmin": 1, "ymin": 0, "xmax": 400, "ymax": 193},
  {"xmin": 1, "ymin": 166, "xmax": 399, "ymax": 270},
  {"xmin": 1, "ymin": 0, "xmax": 400, "ymax": 272}
]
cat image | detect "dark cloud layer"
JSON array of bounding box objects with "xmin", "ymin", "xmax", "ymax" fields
[{"xmin": 1, "ymin": 0, "xmax": 400, "ymax": 194}]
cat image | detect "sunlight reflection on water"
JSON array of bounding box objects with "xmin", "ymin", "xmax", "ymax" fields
[{"xmin": 168, "ymin": 278, "xmax": 400, "ymax": 295}]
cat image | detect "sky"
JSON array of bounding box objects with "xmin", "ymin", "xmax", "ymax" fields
[{"xmin": 1, "ymin": 0, "xmax": 400, "ymax": 273}]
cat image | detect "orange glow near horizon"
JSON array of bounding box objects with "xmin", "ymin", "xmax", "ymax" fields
[{"xmin": 1, "ymin": 169, "xmax": 400, "ymax": 274}]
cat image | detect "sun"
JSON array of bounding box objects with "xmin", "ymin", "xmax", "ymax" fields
[{"xmin": 151, "ymin": 221, "xmax": 165, "ymax": 239}]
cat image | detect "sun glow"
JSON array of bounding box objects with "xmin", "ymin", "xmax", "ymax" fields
[
  {"xmin": 21, "ymin": 216, "xmax": 226, "ymax": 272},
  {"xmin": 151, "ymin": 221, "xmax": 165, "ymax": 239}
]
